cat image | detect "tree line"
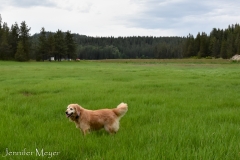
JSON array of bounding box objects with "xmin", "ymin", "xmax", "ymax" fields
[
  {"xmin": 183, "ymin": 24, "xmax": 240, "ymax": 59},
  {"xmin": 73, "ymin": 35, "xmax": 184, "ymax": 59},
  {"xmin": 0, "ymin": 15, "xmax": 77, "ymax": 61},
  {"xmin": 0, "ymin": 17, "xmax": 31, "ymax": 61},
  {"xmin": 1, "ymin": 14, "xmax": 240, "ymax": 61},
  {"xmin": 31, "ymin": 28, "xmax": 77, "ymax": 61}
]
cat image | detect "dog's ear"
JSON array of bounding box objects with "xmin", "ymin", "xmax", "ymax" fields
[{"xmin": 75, "ymin": 104, "xmax": 81, "ymax": 116}]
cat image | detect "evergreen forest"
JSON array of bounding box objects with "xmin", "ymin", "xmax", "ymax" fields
[{"xmin": 0, "ymin": 14, "xmax": 240, "ymax": 61}]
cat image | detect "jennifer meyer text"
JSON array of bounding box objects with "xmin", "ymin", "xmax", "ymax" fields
[{"xmin": 2, "ymin": 148, "xmax": 60, "ymax": 158}]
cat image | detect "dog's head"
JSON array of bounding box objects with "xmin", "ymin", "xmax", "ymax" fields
[{"xmin": 65, "ymin": 104, "xmax": 81, "ymax": 119}]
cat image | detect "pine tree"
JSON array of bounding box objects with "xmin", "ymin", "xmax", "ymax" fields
[
  {"xmin": 220, "ymin": 40, "xmax": 227, "ymax": 59},
  {"xmin": 0, "ymin": 14, "xmax": 2, "ymax": 41},
  {"xmin": 46, "ymin": 33, "xmax": 55, "ymax": 61},
  {"xmin": 0, "ymin": 22, "xmax": 11, "ymax": 60},
  {"xmin": 198, "ymin": 32, "xmax": 209, "ymax": 58},
  {"xmin": 235, "ymin": 34, "xmax": 240, "ymax": 54},
  {"xmin": 15, "ymin": 40, "xmax": 27, "ymax": 61},
  {"xmin": 226, "ymin": 33, "xmax": 234, "ymax": 58},
  {"xmin": 65, "ymin": 30, "xmax": 77, "ymax": 60},
  {"xmin": 18, "ymin": 21, "xmax": 31, "ymax": 61},
  {"xmin": 54, "ymin": 30, "xmax": 67, "ymax": 61},
  {"xmin": 184, "ymin": 34, "xmax": 195, "ymax": 57},
  {"xmin": 194, "ymin": 33, "xmax": 201, "ymax": 54},
  {"xmin": 9, "ymin": 22, "xmax": 19, "ymax": 59},
  {"xmin": 209, "ymin": 37, "xmax": 220, "ymax": 58},
  {"xmin": 36, "ymin": 27, "xmax": 47, "ymax": 61}
]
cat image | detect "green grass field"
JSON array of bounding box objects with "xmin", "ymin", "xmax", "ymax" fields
[{"xmin": 0, "ymin": 59, "xmax": 240, "ymax": 160}]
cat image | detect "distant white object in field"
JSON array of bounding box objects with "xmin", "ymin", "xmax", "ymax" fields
[{"xmin": 231, "ymin": 54, "xmax": 240, "ymax": 61}]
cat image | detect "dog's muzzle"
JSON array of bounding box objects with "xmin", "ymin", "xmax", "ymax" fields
[{"xmin": 65, "ymin": 112, "xmax": 73, "ymax": 118}]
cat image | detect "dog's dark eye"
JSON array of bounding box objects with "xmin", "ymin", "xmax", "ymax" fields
[{"xmin": 70, "ymin": 108, "xmax": 73, "ymax": 110}]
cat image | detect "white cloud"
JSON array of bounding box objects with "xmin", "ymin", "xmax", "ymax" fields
[
  {"xmin": 0, "ymin": 0, "xmax": 55, "ymax": 8},
  {"xmin": 1, "ymin": 0, "xmax": 240, "ymax": 37}
]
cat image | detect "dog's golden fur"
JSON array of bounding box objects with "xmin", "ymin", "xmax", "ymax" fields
[{"xmin": 65, "ymin": 103, "xmax": 128, "ymax": 135}]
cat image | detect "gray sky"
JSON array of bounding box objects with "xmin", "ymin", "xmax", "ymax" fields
[{"xmin": 1, "ymin": 0, "xmax": 240, "ymax": 37}]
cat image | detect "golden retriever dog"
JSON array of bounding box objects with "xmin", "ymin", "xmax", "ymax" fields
[{"xmin": 65, "ymin": 102, "xmax": 128, "ymax": 135}]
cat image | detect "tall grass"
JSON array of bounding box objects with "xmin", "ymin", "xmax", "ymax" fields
[{"xmin": 0, "ymin": 60, "xmax": 240, "ymax": 159}]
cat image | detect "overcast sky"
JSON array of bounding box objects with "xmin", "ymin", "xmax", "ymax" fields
[{"xmin": 1, "ymin": 0, "xmax": 240, "ymax": 37}]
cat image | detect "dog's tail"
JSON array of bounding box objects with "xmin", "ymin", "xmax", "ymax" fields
[{"xmin": 113, "ymin": 102, "xmax": 128, "ymax": 118}]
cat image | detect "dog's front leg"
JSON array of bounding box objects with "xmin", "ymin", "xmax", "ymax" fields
[{"xmin": 82, "ymin": 129, "xmax": 89, "ymax": 136}]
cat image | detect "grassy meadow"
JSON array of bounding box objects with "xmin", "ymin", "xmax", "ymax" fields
[{"xmin": 0, "ymin": 59, "xmax": 240, "ymax": 159}]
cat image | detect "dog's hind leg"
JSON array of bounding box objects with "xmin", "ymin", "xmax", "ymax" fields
[
  {"xmin": 105, "ymin": 120, "xmax": 119, "ymax": 134},
  {"xmin": 104, "ymin": 126, "xmax": 116, "ymax": 134}
]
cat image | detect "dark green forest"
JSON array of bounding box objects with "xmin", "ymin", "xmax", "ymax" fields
[{"xmin": 0, "ymin": 14, "xmax": 240, "ymax": 61}]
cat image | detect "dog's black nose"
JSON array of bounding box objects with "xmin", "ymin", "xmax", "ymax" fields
[{"xmin": 65, "ymin": 112, "xmax": 68, "ymax": 114}]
